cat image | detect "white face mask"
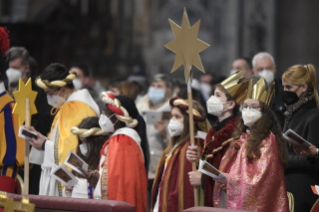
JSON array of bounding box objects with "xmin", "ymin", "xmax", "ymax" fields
[
  {"xmin": 47, "ymin": 89, "xmax": 66, "ymax": 108},
  {"xmin": 99, "ymin": 114, "xmax": 117, "ymax": 132},
  {"xmin": 73, "ymin": 79, "xmax": 83, "ymax": 90},
  {"xmin": 206, "ymin": 96, "xmax": 227, "ymax": 116},
  {"xmin": 6, "ymin": 68, "xmax": 22, "ymax": 84},
  {"xmin": 258, "ymin": 69, "xmax": 274, "ymax": 85},
  {"xmin": 242, "ymin": 108, "xmax": 262, "ymax": 127},
  {"xmin": 167, "ymin": 119, "xmax": 184, "ymax": 137},
  {"xmin": 79, "ymin": 143, "xmax": 89, "ymax": 156}
]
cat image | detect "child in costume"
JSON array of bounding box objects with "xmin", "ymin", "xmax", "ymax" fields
[
  {"xmin": 186, "ymin": 71, "xmax": 249, "ymax": 206},
  {"xmin": 0, "ymin": 26, "xmax": 25, "ymax": 193},
  {"xmin": 26, "ymin": 63, "xmax": 100, "ymax": 196},
  {"xmin": 62, "ymin": 116, "xmax": 109, "ymax": 198},
  {"xmin": 151, "ymin": 96, "xmax": 210, "ymax": 212},
  {"xmin": 80, "ymin": 92, "xmax": 149, "ymax": 212},
  {"xmin": 214, "ymin": 77, "xmax": 289, "ymax": 212}
]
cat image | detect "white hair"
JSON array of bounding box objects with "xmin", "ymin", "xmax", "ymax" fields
[{"xmin": 252, "ymin": 52, "xmax": 275, "ymax": 69}]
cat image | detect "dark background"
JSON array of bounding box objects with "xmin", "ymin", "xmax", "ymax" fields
[{"xmin": 1, "ymin": 0, "xmax": 319, "ymax": 83}]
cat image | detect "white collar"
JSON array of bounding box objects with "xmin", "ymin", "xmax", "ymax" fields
[
  {"xmin": 0, "ymin": 82, "xmax": 5, "ymax": 93},
  {"xmin": 66, "ymin": 89, "xmax": 100, "ymax": 116}
]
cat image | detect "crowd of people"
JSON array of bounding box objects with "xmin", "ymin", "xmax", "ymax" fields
[{"xmin": 1, "ymin": 26, "xmax": 319, "ymax": 212}]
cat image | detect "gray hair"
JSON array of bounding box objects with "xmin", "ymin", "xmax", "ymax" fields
[
  {"xmin": 252, "ymin": 52, "xmax": 275, "ymax": 69},
  {"xmin": 6, "ymin": 47, "xmax": 30, "ymax": 66}
]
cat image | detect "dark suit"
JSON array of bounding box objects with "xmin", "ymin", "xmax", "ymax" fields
[
  {"xmin": 283, "ymin": 99, "xmax": 319, "ymax": 212},
  {"xmin": 272, "ymin": 78, "xmax": 286, "ymax": 129}
]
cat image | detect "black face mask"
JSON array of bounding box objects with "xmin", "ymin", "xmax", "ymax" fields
[{"xmin": 282, "ymin": 86, "xmax": 301, "ymax": 105}]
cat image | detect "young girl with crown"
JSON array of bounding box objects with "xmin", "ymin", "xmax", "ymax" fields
[
  {"xmin": 213, "ymin": 77, "xmax": 289, "ymax": 212},
  {"xmin": 186, "ymin": 71, "xmax": 249, "ymax": 206}
]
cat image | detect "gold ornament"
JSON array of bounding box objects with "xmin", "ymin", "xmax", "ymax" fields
[
  {"xmin": 164, "ymin": 8, "xmax": 210, "ymax": 82},
  {"xmin": 12, "ymin": 78, "xmax": 38, "ymax": 126},
  {"xmin": 245, "ymin": 77, "xmax": 275, "ymax": 106},
  {"xmin": 220, "ymin": 71, "xmax": 249, "ymax": 104}
]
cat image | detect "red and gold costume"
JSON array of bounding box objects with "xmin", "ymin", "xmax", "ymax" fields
[
  {"xmin": 214, "ymin": 132, "xmax": 289, "ymax": 211},
  {"xmin": 151, "ymin": 97, "xmax": 210, "ymax": 212},
  {"xmin": 151, "ymin": 138, "xmax": 203, "ymax": 212},
  {"xmin": 200, "ymin": 71, "xmax": 248, "ymax": 206},
  {"xmin": 213, "ymin": 77, "xmax": 289, "ymax": 211},
  {"xmin": 95, "ymin": 92, "xmax": 147, "ymax": 212}
]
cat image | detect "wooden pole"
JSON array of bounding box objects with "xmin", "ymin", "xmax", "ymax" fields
[
  {"xmin": 187, "ymin": 73, "xmax": 199, "ymax": 206},
  {"xmin": 23, "ymin": 98, "xmax": 30, "ymax": 195}
]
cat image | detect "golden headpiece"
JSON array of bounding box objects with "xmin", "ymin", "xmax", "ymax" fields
[
  {"xmin": 245, "ymin": 77, "xmax": 275, "ymax": 106},
  {"xmin": 220, "ymin": 71, "xmax": 249, "ymax": 104},
  {"xmin": 170, "ymin": 97, "xmax": 211, "ymax": 133},
  {"xmin": 36, "ymin": 71, "xmax": 76, "ymax": 89},
  {"xmin": 71, "ymin": 127, "xmax": 108, "ymax": 138}
]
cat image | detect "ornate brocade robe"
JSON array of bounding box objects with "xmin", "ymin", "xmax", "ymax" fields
[{"xmin": 214, "ymin": 132, "xmax": 289, "ymax": 212}]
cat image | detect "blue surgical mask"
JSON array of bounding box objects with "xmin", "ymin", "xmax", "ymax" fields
[{"xmin": 148, "ymin": 88, "xmax": 165, "ymax": 105}]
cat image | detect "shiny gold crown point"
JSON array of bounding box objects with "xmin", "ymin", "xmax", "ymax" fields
[{"xmin": 245, "ymin": 77, "xmax": 275, "ymax": 106}]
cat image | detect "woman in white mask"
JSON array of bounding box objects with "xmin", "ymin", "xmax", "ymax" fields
[
  {"xmin": 186, "ymin": 71, "xmax": 248, "ymax": 207},
  {"xmin": 63, "ymin": 116, "xmax": 109, "ymax": 198},
  {"xmin": 137, "ymin": 74, "xmax": 174, "ymax": 209},
  {"xmin": 151, "ymin": 96, "xmax": 210, "ymax": 212},
  {"xmin": 213, "ymin": 77, "xmax": 290, "ymax": 212}
]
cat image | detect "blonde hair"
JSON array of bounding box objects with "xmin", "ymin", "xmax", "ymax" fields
[{"xmin": 282, "ymin": 64, "xmax": 319, "ymax": 107}]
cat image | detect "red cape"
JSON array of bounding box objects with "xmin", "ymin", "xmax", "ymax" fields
[{"xmin": 101, "ymin": 133, "xmax": 147, "ymax": 212}]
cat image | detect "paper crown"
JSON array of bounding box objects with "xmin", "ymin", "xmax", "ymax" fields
[
  {"xmin": 220, "ymin": 71, "xmax": 249, "ymax": 104},
  {"xmin": 245, "ymin": 77, "xmax": 275, "ymax": 106}
]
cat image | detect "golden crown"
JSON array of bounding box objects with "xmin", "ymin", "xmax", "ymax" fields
[
  {"xmin": 245, "ymin": 77, "xmax": 275, "ymax": 106},
  {"xmin": 220, "ymin": 71, "xmax": 249, "ymax": 104}
]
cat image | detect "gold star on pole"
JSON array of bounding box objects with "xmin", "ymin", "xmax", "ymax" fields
[
  {"xmin": 12, "ymin": 78, "xmax": 38, "ymax": 126},
  {"xmin": 165, "ymin": 8, "xmax": 210, "ymax": 82}
]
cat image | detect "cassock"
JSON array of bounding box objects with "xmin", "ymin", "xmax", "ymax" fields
[
  {"xmin": 214, "ymin": 132, "xmax": 289, "ymax": 212},
  {"xmin": 93, "ymin": 127, "xmax": 147, "ymax": 212},
  {"xmin": 151, "ymin": 137, "xmax": 204, "ymax": 212},
  {"xmin": 0, "ymin": 82, "xmax": 24, "ymax": 193},
  {"xmin": 30, "ymin": 89, "xmax": 99, "ymax": 196}
]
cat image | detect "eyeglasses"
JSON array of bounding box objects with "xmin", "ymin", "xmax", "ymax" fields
[{"xmin": 240, "ymin": 104, "xmax": 261, "ymax": 111}]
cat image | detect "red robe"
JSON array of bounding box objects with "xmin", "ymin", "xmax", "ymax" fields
[
  {"xmin": 99, "ymin": 132, "xmax": 147, "ymax": 212},
  {"xmin": 151, "ymin": 138, "xmax": 203, "ymax": 212},
  {"xmin": 201, "ymin": 116, "xmax": 238, "ymax": 206}
]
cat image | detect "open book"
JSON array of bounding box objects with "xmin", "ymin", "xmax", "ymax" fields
[
  {"xmin": 283, "ymin": 129, "xmax": 312, "ymax": 147},
  {"xmin": 64, "ymin": 150, "xmax": 89, "ymax": 175},
  {"xmin": 198, "ymin": 159, "xmax": 226, "ymax": 179},
  {"xmin": 51, "ymin": 165, "xmax": 79, "ymax": 187}
]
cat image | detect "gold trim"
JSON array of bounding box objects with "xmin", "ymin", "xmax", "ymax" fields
[
  {"xmin": 13, "ymin": 197, "xmax": 35, "ymax": 212},
  {"xmin": 220, "ymin": 72, "xmax": 249, "ymax": 104},
  {"xmin": 0, "ymin": 192, "xmax": 13, "ymax": 212}
]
